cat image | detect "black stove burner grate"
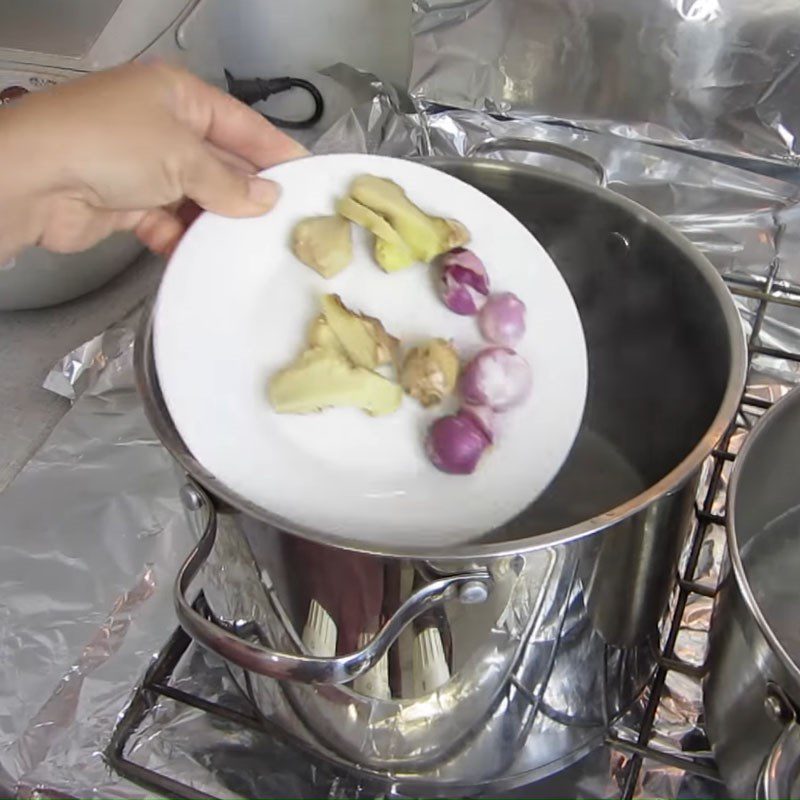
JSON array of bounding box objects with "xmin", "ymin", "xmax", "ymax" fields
[
  {"xmin": 107, "ymin": 618, "xmax": 219, "ymax": 800},
  {"xmin": 107, "ymin": 594, "xmax": 387, "ymax": 800},
  {"xmin": 106, "ymin": 264, "xmax": 800, "ymax": 799}
]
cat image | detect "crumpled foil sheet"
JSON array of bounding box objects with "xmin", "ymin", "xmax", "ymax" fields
[
  {"xmin": 410, "ymin": 0, "xmax": 800, "ymax": 166},
  {"xmin": 3, "ymin": 92, "xmax": 800, "ymax": 798},
  {"xmin": 0, "ymin": 319, "xmax": 188, "ymax": 798},
  {"xmin": 316, "ymin": 98, "xmax": 800, "ymax": 366}
]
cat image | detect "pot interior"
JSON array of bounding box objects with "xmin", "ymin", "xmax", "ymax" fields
[
  {"xmin": 730, "ymin": 387, "xmax": 800, "ymax": 673},
  {"xmin": 431, "ymin": 162, "xmax": 740, "ymax": 543}
]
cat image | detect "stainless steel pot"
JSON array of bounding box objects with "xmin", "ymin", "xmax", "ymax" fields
[
  {"xmin": 136, "ymin": 154, "xmax": 746, "ymax": 792},
  {"xmin": 705, "ymin": 387, "xmax": 800, "ymax": 799}
]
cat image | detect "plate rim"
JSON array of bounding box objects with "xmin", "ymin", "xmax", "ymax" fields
[{"xmin": 140, "ymin": 154, "xmax": 744, "ymax": 559}]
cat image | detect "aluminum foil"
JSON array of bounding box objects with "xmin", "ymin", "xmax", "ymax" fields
[
  {"xmin": 3, "ymin": 92, "xmax": 800, "ymax": 798},
  {"xmin": 318, "ymin": 100, "xmax": 800, "ymax": 373},
  {"xmin": 0, "ymin": 320, "xmax": 188, "ymax": 798},
  {"xmin": 410, "ymin": 0, "xmax": 800, "ymax": 166}
]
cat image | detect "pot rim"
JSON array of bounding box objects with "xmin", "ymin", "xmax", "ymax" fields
[
  {"xmin": 136, "ymin": 157, "xmax": 748, "ymax": 561},
  {"xmin": 726, "ymin": 386, "xmax": 800, "ymax": 687}
]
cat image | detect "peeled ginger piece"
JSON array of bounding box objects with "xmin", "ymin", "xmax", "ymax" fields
[{"xmin": 269, "ymin": 347, "xmax": 402, "ymax": 416}]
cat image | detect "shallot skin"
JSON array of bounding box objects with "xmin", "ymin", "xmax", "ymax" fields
[
  {"xmin": 438, "ymin": 248, "xmax": 490, "ymax": 316},
  {"xmin": 461, "ymin": 347, "xmax": 532, "ymax": 411},
  {"xmin": 460, "ymin": 404, "xmax": 495, "ymax": 443},
  {"xmin": 426, "ymin": 411, "xmax": 490, "ymax": 474},
  {"xmin": 479, "ymin": 292, "xmax": 526, "ymax": 346}
]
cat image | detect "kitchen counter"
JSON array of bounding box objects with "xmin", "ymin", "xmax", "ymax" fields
[{"xmin": 0, "ymin": 251, "xmax": 164, "ymax": 491}]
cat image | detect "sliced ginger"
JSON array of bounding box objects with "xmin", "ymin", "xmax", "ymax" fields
[
  {"xmin": 337, "ymin": 195, "xmax": 415, "ymax": 272},
  {"xmin": 270, "ymin": 294, "xmax": 403, "ymax": 417},
  {"xmin": 291, "ymin": 215, "xmax": 352, "ymax": 278},
  {"xmin": 269, "ymin": 347, "xmax": 402, "ymax": 416},
  {"xmin": 336, "ymin": 196, "xmax": 405, "ymax": 247},
  {"xmin": 291, "ymin": 174, "xmax": 469, "ymax": 276},
  {"xmin": 349, "ymin": 175, "xmax": 470, "ymax": 263},
  {"xmin": 308, "ymin": 315, "xmax": 346, "ymax": 355},
  {"xmin": 321, "ymin": 294, "xmax": 399, "ymax": 370},
  {"xmin": 374, "ymin": 237, "xmax": 415, "ymax": 273}
]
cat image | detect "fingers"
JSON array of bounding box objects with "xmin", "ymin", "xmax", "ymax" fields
[
  {"xmin": 39, "ymin": 153, "xmax": 271, "ymax": 259},
  {"xmin": 35, "ymin": 196, "xmax": 181, "ymax": 257},
  {"xmin": 19, "ymin": 62, "xmax": 305, "ymax": 261},
  {"xmin": 176, "ymin": 71, "xmax": 309, "ymax": 169},
  {"xmin": 36, "ymin": 196, "xmax": 122, "ymax": 253},
  {"xmin": 205, "ymin": 141, "xmax": 259, "ymax": 174},
  {"xmin": 134, "ymin": 207, "xmax": 185, "ymax": 255},
  {"xmin": 180, "ymin": 143, "xmax": 281, "ymax": 217}
]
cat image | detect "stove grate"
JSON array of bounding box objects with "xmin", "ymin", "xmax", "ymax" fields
[{"xmin": 106, "ymin": 265, "xmax": 800, "ymax": 799}]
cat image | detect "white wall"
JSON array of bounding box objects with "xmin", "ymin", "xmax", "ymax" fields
[{"xmin": 212, "ymin": 0, "xmax": 412, "ymax": 89}]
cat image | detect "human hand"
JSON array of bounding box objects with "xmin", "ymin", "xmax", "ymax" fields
[{"xmin": 0, "ymin": 61, "xmax": 308, "ymax": 262}]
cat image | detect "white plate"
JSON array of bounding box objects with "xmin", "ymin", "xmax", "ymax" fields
[{"xmin": 154, "ymin": 154, "xmax": 587, "ymax": 548}]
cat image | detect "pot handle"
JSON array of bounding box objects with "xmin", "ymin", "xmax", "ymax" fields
[
  {"xmin": 175, "ymin": 483, "xmax": 492, "ymax": 684},
  {"xmin": 757, "ymin": 684, "xmax": 800, "ymax": 800},
  {"xmin": 468, "ymin": 137, "xmax": 607, "ymax": 187}
]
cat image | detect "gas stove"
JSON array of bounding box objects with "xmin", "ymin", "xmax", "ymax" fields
[
  {"xmin": 100, "ymin": 262, "xmax": 791, "ymax": 798},
  {"xmin": 103, "ymin": 261, "xmax": 794, "ymax": 798}
]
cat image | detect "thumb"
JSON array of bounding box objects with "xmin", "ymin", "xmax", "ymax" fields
[{"xmin": 181, "ymin": 144, "xmax": 280, "ymax": 217}]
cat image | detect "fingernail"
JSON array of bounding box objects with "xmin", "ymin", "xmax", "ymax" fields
[{"xmin": 248, "ymin": 177, "xmax": 281, "ymax": 208}]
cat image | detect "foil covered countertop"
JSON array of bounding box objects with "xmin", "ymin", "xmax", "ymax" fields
[{"xmin": 0, "ymin": 252, "xmax": 163, "ymax": 492}]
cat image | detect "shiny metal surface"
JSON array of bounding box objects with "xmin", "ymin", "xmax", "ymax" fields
[
  {"xmin": 469, "ymin": 138, "xmax": 607, "ymax": 186},
  {"xmin": 759, "ymin": 719, "xmax": 800, "ymax": 800},
  {"xmin": 191, "ymin": 490, "xmax": 655, "ymax": 786},
  {"xmin": 411, "ymin": 0, "xmax": 800, "ymax": 165},
  {"xmin": 705, "ymin": 387, "xmax": 800, "ymax": 799},
  {"xmin": 757, "ymin": 686, "xmax": 800, "ymax": 800},
  {"xmin": 576, "ymin": 476, "xmax": 699, "ymax": 646},
  {"xmin": 174, "ymin": 481, "xmax": 491, "ymax": 684}
]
